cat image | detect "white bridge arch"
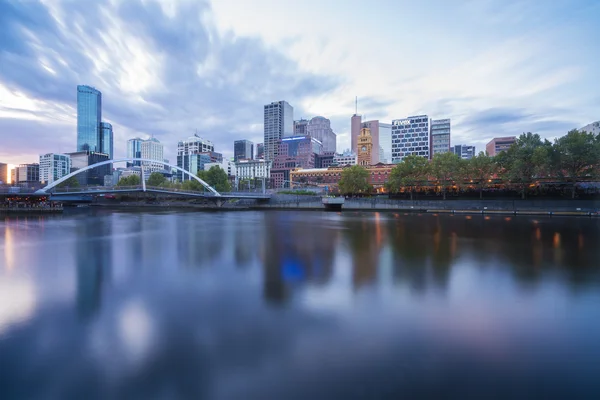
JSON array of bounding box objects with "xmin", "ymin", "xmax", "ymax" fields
[{"xmin": 37, "ymin": 157, "xmax": 221, "ymax": 196}]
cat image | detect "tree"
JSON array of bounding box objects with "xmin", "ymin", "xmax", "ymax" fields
[
  {"xmin": 387, "ymin": 154, "xmax": 429, "ymax": 200},
  {"xmin": 204, "ymin": 166, "xmax": 232, "ymax": 192},
  {"xmin": 57, "ymin": 175, "xmax": 80, "ymax": 188},
  {"xmin": 554, "ymin": 129, "xmax": 600, "ymax": 198},
  {"xmin": 147, "ymin": 172, "xmax": 166, "ymax": 187},
  {"xmin": 181, "ymin": 179, "xmax": 202, "ymax": 191},
  {"xmin": 499, "ymin": 132, "xmax": 546, "ymax": 199},
  {"xmin": 462, "ymin": 152, "xmax": 495, "ymax": 199},
  {"xmin": 338, "ymin": 165, "xmax": 371, "ymax": 195},
  {"xmin": 431, "ymin": 152, "xmax": 462, "ymax": 200},
  {"xmin": 117, "ymin": 175, "xmax": 140, "ymax": 186}
]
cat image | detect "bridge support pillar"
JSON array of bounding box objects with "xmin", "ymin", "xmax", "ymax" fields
[{"xmin": 214, "ymin": 199, "xmax": 225, "ymax": 208}]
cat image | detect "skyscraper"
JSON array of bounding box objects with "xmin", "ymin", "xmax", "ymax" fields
[
  {"xmin": 99, "ymin": 122, "xmax": 113, "ymax": 159},
  {"xmin": 391, "ymin": 115, "xmax": 430, "ymax": 162},
  {"xmin": 127, "ymin": 138, "xmax": 143, "ymax": 166},
  {"xmin": 430, "ymin": 119, "xmax": 451, "ymax": 158},
  {"xmin": 350, "ymin": 114, "xmax": 362, "ymax": 154},
  {"xmin": 294, "ymin": 119, "xmax": 309, "ymax": 135},
  {"xmin": 306, "ymin": 116, "xmax": 336, "ymax": 153},
  {"xmin": 177, "ymin": 134, "xmax": 215, "ymax": 181},
  {"xmin": 77, "ymin": 85, "xmax": 102, "ymax": 152},
  {"xmin": 264, "ymin": 101, "xmax": 293, "ymax": 161},
  {"xmin": 256, "ymin": 143, "xmax": 265, "ymax": 159},
  {"xmin": 141, "ymin": 138, "xmax": 165, "ymax": 174},
  {"xmin": 234, "ymin": 140, "xmax": 254, "ymax": 161},
  {"xmin": 0, "ymin": 163, "xmax": 7, "ymax": 184}
]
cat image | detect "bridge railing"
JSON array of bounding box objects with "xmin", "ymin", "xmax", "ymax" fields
[{"xmin": 49, "ymin": 185, "xmax": 272, "ymax": 198}]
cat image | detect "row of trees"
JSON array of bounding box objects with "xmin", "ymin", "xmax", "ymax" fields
[
  {"xmin": 338, "ymin": 129, "xmax": 600, "ymax": 198},
  {"xmin": 116, "ymin": 166, "xmax": 232, "ymax": 192}
]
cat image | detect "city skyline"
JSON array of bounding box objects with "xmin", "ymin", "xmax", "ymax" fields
[{"xmin": 1, "ymin": 0, "xmax": 599, "ymax": 167}]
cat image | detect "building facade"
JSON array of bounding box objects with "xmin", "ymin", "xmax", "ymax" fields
[
  {"xmin": 306, "ymin": 116, "xmax": 336, "ymax": 153},
  {"xmin": 234, "ymin": 140, "xmax": 254, "ymax": 161},
  {"xmin": 264, "ymin": 101, "xmax": 293, "ymax": 161},
  {"xmin": 256, "ymin": 143, "xmax": 265, "ymax": 159},
  {"xmin": 271, "ymin": 135, "xmax": 322, "ymax": 188},
  {"xmin": 452, "ymin": 144, "xmax": 476, "ymax": 160},
  {"xmin": 67, "ymin": 151, "xmax": 110, "ymax": 186},
  {"xmin": 176, "ymin": 134, "xmax": 215, "ymax": 181},
  {"xmin": 357, "ymin": 125, "xmax": 373, "ymax": 166},
  {"xmin": 580, "ymin": 121, "xmax": 600, "ymax": 135},
  {"xmin": 378, "ymin": 123, "xmax": 392, "ymax": 164},
  {"xmin": 294, "ymin": 119, "xmax": 309, "ymax": 135},
  {"xmin": 14, "ymin": 163, "xmax": 40, "ymax": 187},
  {"xmin": 235, "ymin": 159, "xmax": 271, "ymax": 180},
  {"xmin": 290, "ymin": 164, "xmax": 394, "ymax": 190},
  {"xmin": 430, "ymin": 119, "xmax": 451, "ymax": 158},
  {"xmin": 486, "ymin": 136, "xmax": 516, "ymax": 156},
  {"xmin": 0, "ymin": 163, "xmax": 7, "ymax": 184},
  {"xmin": 350, "ymin": 114, "xmax": 362, "ymax": 155},
  {"xmin": 127, "ymin": 138, "xmax": 143, "ymax": 166},
  {"xmin": 205, "ymin": 160, "xmax": 237, "ymax": 177},
  {"xmin": 141, "ymin": 138, "xmax": 165, "ymax": 176},
  {"xmin": 39, "ymin": 153, "xmax": 71, "ymax": 185},
  {"xmin": 99, "ymin": 122, "xmax": 113, "ymax": 159},
  {"xmin": 315, "ymin": 152, "xmax": 335, "ymax": 169},
  {"xmin": 77, "ymin": 85, "xmax": 102, "ymax": 153},
  {"xmin": 333, "ymin": 151, "xmax": 357, "ymax": 166},
  {"xmin": 391, "ymin": 115, "xmax": 430, "ymax": 162}
]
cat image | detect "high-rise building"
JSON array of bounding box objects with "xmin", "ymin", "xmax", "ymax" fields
[
  {"xmin": 14, "ymin": 163, "xmax": 40, "ymax": 187},
  {"xmin": 357, "ymin": 124, "xmax": 373, "ymax": 166},
  {"xmin": 39, "ymin": 153, "xmax": 71, "ymax": 185},
  {"xmin": 315, "ymin": 151, "xmax": 335, "ymax": 169},
  {"xmin": 264, "ymin": 101, "xmax": 293, "ymax": 161},
  {"xmin": 391, "ymin": 115, "xmax": 430, "ymax": 162},
  {"xmin": 271, "ymin": 136, "xmax": 322, "ymax": 188},
  {"xmin": 430, "ymin": 119, "xmax": 451, "ymax": 158},
  {"xmin": 378, "ymin": 123, "xmax": 392, "ymax": 164},
  {"xmin": 486, "ymin": 136, "xmax": 516, "ymax": 156},
  {"xmin": 127, "ymin": 138, "xmax": 144, "ymax": 166},
  {"xmin": 579, "ymin": 121, "xmax": 600, "ymax": 135},
  {"xmin": 77, "ymin": 85, "xmax": 102, "ymax": 152},
  {"xmin": 141, "ymin": 138, "xmax": 164, "ymax": 174},
  {"xmin": 0, "ymin": 163, "xmax": 7, "ymax": 184},
  {"xmin": 67, "ymin": 151, "xmax": 110, "ymax": 186},
  {"xmin": 294, "ymin": 119, "xmax": 309, "ymax": 135},
  {"xmin": 99, "ymin": 122, "xmax": 113, "ymax": 159},
  {"xmin": 452, "ymin": 145, "xmax": 476, "ymax": 160},
  {"xmin": 176, "ymin": 134, "xmax": 215, "ymax": 181},
  {"xmin": 256, "ymin": 143, "xmax": 265, "ymax": 159},
  {"xmin": 234, "ymin": 140, "xmax": 254, "ymax": 161},
  {"xmin": 306, "ymin": 116, "xmax": 336, "ymax": 153}
]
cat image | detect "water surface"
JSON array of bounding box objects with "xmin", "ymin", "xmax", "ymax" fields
[{"xmin": 1, "ymin": 210, "xmax": 600, "ymax": 399}]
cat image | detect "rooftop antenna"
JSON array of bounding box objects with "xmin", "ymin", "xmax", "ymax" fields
[{"xmin": 355, "ymin": 96, "xmax": 358, "ymax": 115}]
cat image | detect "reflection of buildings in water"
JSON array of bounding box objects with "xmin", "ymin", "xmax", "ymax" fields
[
  {"xmin": 260, "ymin": 213, "xmax": 338, "ymax": 303},
  {"xmin": 75, "ymin": 214, "xmax": 113, "ymax": 319},
  {"xmin": 234, "ymin": 224, "xmax": 257, "ymax": 267},
  {"xmin": 342, "ymin": 217, "xmax": 383, "ymax": 290},
  {"xmin": 175, "ymin": 214, "xmax": 224, "ymax": 268}
]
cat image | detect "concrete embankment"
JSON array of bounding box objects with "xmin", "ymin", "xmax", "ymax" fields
[{"xmin": 255, "ymin": 197, "xmax": 600, "ymax": 217}]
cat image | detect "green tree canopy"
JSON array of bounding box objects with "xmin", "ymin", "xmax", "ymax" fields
[
  {"xmin": 338, "ymin": 165, "xmax": 371, "ymax": 195},
  {"xmin": 57, "ymin": 175, "xmax": 80, "ymax": 188},
  {"xmin": 554, "ymin": 129, "xmax": 600, "ymax": 197},
  {"xmin": 498, "ymin": 132, "xmax": 548, "ymax": 198},
  {"xmin": 387, "ymin": 154, "xmax": 429, "ymax": 199},
  {"xmin": 431, "ymin": 152, "xmax": 462, "ymax": 199},
  {"xmin": 147, "ymin": 172, "xmax": 166, "ymax": 187},
  {"xmin": 462, "ymin": 152, "xmax": 496, "ymax": 199},
  {"xmin": 204, "ymin": 166, "xmax": 231, "ymax": 192},
  {"xmin": 117, "ymin": 174, "xmax": 141, "ymax": 186}
]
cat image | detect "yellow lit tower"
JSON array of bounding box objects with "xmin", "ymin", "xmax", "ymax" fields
[{"xmin": 357, "ymin": 123, "xmax": 373, "ymax": 166}]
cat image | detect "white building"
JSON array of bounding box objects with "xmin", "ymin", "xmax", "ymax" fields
[
  {"xmin": 235, "ymin": 159, "xmax": 271, "ymax": 180},
  {"xmin": 141, "ymin": 138, "xmax": 165, "ymax": 174},
  {"xmin": 205, "ymin": 160, "xmax": 237, "ymax": 177},
  {"xmin": 391, "ymin": 115, "xmax": 430, "ymax": 162},
  {"xmin": 431, "ymin": 119, "xmax": 451, "ymax": 158},
  {"xmin": 39, "ymin": 153, "xmax": 71, "ymax": 185},
  {"xmin": 580, "ymin": 121, "xmax": 600, "ymax": 135},
  {"xmin": 452, "ymin": 144, "xmax": 476, "ymax": 160},
  {"xmin": 333, "ymin": 151, "xmax": 357, "ymax": 166},
  {"xmin": 264, "ymin": 100, "xmax": 293, "ymax": 161}
]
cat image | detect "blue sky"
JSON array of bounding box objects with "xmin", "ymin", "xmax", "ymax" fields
[{"xmin": 0, "ymin": 0, "xmax": 598, "ymax": 166}]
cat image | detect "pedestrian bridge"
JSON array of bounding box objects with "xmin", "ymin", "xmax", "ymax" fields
[{"xmin": 49, "ymin": 185, "xmax": 271, "ymax": 200}]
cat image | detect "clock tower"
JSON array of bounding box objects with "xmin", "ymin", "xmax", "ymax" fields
[{"xmin": 357, "ymin": 124, "xmax": 373, "ymax": 166}]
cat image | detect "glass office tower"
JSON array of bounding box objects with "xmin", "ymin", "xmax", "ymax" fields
[
  {"xmin": 77, "ymin": 85, "xmax": 102, "ymax": 152},
  {"xmin": 100, "ymin": 122, "xmax": 113, "ymax": 159}
]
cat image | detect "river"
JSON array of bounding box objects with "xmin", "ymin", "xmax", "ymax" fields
[{"xmin": 1, "ymin": 210, "xmax": 600, "ymax": 399}]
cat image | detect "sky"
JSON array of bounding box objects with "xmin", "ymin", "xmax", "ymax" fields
[{"xmin": 1, "ymin": 0, "xmax": 599, "ymax": 172}]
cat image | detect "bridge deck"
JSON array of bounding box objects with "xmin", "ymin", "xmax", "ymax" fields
[{"xmin": 48, "ymin": 186, "xmax": 271, "ymax": 200}]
